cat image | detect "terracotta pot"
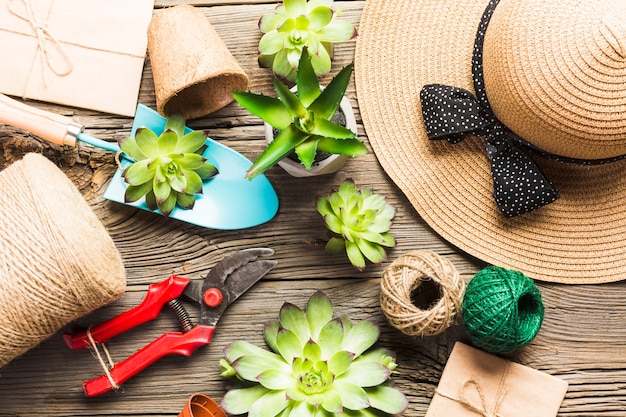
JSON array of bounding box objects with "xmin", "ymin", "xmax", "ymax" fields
[
  {"xmin": 264, "ymin": 90, "xmax": 357, "ymax": 177},
  {"xmin": 178, "ymin": 394, "xmax": 226, "ymax": 417}
]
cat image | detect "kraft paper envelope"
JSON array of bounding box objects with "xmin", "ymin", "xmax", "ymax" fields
[
  {"xmin": 426, "ymin": 342, "xmax": 568, "ymax": 417},
  {"xmin": 0, "ymin": 0, "xmax": 154, "ymax": 116}
]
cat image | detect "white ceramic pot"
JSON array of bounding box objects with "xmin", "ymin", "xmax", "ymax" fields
[{"xmin": 264, "ymin": 94, "xmax": 357, "ymax": 177}]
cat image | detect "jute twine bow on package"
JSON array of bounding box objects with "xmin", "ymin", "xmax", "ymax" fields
[
  {"xmin": 148, "ymin": 4, "xmax": 249, "ymax": 120},
  {"xmin": 0, "ymin": 153, "xmax": 126, "ymax": 367}
]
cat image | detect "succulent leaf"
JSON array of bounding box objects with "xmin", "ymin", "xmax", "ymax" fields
[
  {"xmin": 246, "ymin": 124, "xmax": 309, "ymax": 179},
  {"xmin": 327, "ymin": 350, "xmax": 353, "ymax": 376},
  {"xmin": 308, "ymin": 63, "xmax": 353, "ymax": 120},
  {"xmin": 341, "ymin": 320, "xmax": 380, "ymax": 357},
  {"xmin": 176, "ymin": 192, "xmax": 196, "ymax": 210},
  {"xmin": 195, "ymin": 161, "xmax": 218, "ymax": 180},
  {"xmin": 364, "ymin": 386, "xmax": 410, "ymax": 415},
  {"xmin": 320, "ymin": 390, "xmax": 343, "ymax": 413},
  {"xmin": 310, "ymin": 118, "xmax": 355, "ymax": 139},
  {"xmin": 338, "ymin": 361, "xmax": 390, "ymax": 387},
  {"xmin": 296, "ymin": 49, "xmax": 322, "ymax": 107},
  {"xmin": 233, "ymin": 354, "xmax": 290, "ymax": 381},
  {"xmin": 233, "ymin": 91, "xmax": 293, "ymax": 130},
  {"xmin": 279, "ymin": 302, "xmax": 311, "ymax": 344},
  {"xmin": 220, "ymin": 291, "xmax": 406, "ymax": 416},
  {"xmin": 225, "ymin": 340, "xmax": 285, "ymax": 363},
  {"xmin": 153, "ymin": 177, "xmax": 172, "ymax": 204},
  {"xmin": 264, "ymin": 320, "xmax": 282, "ymax": 353},
  {"xmin": 157, "ymin": 130, "xmax": 178, "ymax": 155},
  {"xmin": 346, "ymin": 240, "xmax": 366, "ymax": 270},
  {"xmin": 310, "ymin": 44, "xmax": 332, "ymax": 76},
  {"xmin": 134, "ymin": 127, "xmax": 159, "ymax": 158},
  {"xmin": 317, "ymin": 137, "xmax": 368, "ymax": 156},
  {"xmin": 273, "ymin": 78, "xmax": 307, "ymax": 119},
  {"xmin": 317, "ymin": 318, "xmax": 344, "ymax": 358},
  {"xmin": 249, "ymin": 390, "xmax": 291, "ymax": 417},
  {"xmin": 355, "ymin": 238, "xmax": 386, "ymax": 264},
  {"xmin": 221, "ymin": 385, "xmax": 270, "ymax": 415},
  {"xmin": 302, "ymin": 340, "xmax": 322, "ymax": 362},
  {"xmin": 164, "ymin": 113, "xmax": 185, "ymax": 137},
  {"xmin": 324, "ymin": 236, "xmax": 346, "ymax": 254},
  {"xmin": 157, "ymin": 191, "xmax": 177, "ymax": 216},
  {"xmin": 124, "ymin": 181, "xmax": 153, "ymax": 203},
  {"xmin": 305, "ymin": 291, "xmax": 334, "ymax": 339},
  {"xmin": 118, "ymin": 136, "xmax": 147, "ymax": 161},
  {"xmin": 317, "ymin": 18, "xmax": 358, "ymax": 42},
  {"xmin": 295, "ymin": 138, "xmax": 319, "ymax": 169},
  {"xmin": 258, "ymin": 369, "xmax": 295, "ymax": 390},
  {"xmin": 276, "ymin": 328, "xmax": 304, "ymax": 363},
  {"xmin": 176, "ymin": 130, "xmax": 207, "ymax": 154},
  {"xmin": 331, "ymin": 380, "xmax": 369, "ymax": 410},
  {"xmin": 259, "ymin": 30, "xmax": 288, "ymax": 56},
  {"xmin": 123, "ymin": 160, "xmax": 154, "ymax": 186}
]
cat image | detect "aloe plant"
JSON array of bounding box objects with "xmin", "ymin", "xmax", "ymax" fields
[
  {"xmin": 118, "ymin": 114, "xmax": 218, "ymax": 216},
  {"xmin": 318, "ymin": 180, "xmax": 396, "ymax": 270},
  {"xmin": 258, "ymin": 0, "xmax": 357, "ymax": 81},
  {"xmin": 220, "ymin": 291, "xmax": 408, "ymax": 417},
  {"xmin": 233, "ymin": 48, "xmax": 367, "ymax": 179}
]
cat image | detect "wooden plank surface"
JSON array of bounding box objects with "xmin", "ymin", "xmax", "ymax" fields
[{"xmin": 1, "ymin": 1, "xmax": 626, "ymax": 416}]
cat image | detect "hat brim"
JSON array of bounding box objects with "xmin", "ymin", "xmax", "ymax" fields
[{"xmin": 355, "ymin": 0, "xmax": 626, "ymax": 284}]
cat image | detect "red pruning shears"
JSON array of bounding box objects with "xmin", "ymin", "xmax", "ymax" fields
[{"xmin": 63, "ymin": 248, "xmax": 276, "ymax": 397}]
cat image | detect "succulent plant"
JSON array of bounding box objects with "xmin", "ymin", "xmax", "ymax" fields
[
  {"xmin": 317, "ymin": 180, "xmax": 396, "ymax": 271},
  {"xmin": 220, "ymin": 291, "xmax": 408, "ymax": 417},
  {"xmin": 258, "ymin": 0, "xmax": 357, "ymax": 82},
  {"xmin": 233, "ymin": 48, "xmax": 367, "ymax": 179},
  {"xmin": 118, "ymin": 114, "xmax": 218, "ymax": 216}
]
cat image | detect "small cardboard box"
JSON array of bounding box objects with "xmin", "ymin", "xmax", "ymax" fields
[
  {"xmin": 426, "ymin": 342, "xmax": 568, "ymax": 417},
  {"xmin": 0, "ymin": 0, "xmax": 154, "ymax": 116}
]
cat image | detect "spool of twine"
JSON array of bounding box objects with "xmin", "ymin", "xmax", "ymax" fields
[
  {"xmin": 380, "ymin": 251, "xmax": 466, "ymax": 337},
  {"xmin": 462, "ymin": 266, "xmax": 544, "ymax": 354},
  {"xmin": 148, "ymin": 4, "xmax": 249, "ymax": 120},
  {"xmin": 0, "ymin": 154, "xmax": 126, "ymax": 367}
]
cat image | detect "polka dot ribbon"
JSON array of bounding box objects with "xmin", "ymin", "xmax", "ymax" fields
[{"xmin": 419, "ymin": 0, "xmax": 559, "ymax": 217}]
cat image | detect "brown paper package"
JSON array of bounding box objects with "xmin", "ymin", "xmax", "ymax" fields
[{"xmin": 426, "ymin": 342, "xmax": 568, "ymax": 417}]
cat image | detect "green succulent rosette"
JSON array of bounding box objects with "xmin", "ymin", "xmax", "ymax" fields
[
  {"xmin": 220, "ymin": 291, "xmax": 408, "ymax": 417},
  {"xmin": 258, "ymin": 0, "xmax": 357, "ymax": 81},
  {"xmin": 318, "ymin": 180, "xmax": 396, "ymax": 270},
  {"xmin": 118, "ymin": 113, "xmax": 218, "ymax": 216}
]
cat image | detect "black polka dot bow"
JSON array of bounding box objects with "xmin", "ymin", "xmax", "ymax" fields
[
  {"xmin": 418, "ymin": 0, "xmax": 558, "ymax": 217},
  {"xmin": 420, "ymin": 84, "xmax": 559, "ymax": 217}
]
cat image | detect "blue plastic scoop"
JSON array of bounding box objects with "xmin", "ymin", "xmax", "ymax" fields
[{"xmin": 0, "ymin": 94, "xmax": 279, "ymax": 230}]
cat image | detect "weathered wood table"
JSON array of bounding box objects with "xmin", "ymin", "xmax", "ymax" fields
[{"xmin": 1, "ymin": 1, "xmax": 625, "ymax": 416}]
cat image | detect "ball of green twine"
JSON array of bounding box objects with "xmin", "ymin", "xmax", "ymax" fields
[{"xmin": 462, "ymin": 266, "xmax": 544, "ymax": 354}]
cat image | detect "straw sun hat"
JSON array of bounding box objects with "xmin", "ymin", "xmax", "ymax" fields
[{"xmin": 355, "ymin": 0, "xmax": 626, "ymax": 284}]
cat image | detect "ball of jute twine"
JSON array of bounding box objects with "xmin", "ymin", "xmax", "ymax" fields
[
  {"xmin": 0, "ymin": 154, "xmax": 126, "ymax": 367},
  {"xmin": 462, "ymin": 266, "xmax": 544, "ymax": 354},
  {"xmin": 380, "ymin": 251, "xmax": 465, "ymax": 337}
]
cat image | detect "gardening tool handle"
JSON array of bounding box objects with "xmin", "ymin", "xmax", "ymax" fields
[
  {"xmin": 83, "ymin": 325, "xmax": 215, "ymax": 397},
  {"xmin": 0, "ymin": 92, "xmax": 81, "ymax": 147},
  {"xmin": 63, "ymin": 275, "xmax": 190, "ymax": 350}
]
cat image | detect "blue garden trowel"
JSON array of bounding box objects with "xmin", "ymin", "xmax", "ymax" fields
[{"xmin": 0, "ymin": 94, "xmax": 279, "ymax": 230}]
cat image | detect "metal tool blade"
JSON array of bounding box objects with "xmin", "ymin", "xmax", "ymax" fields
[{"xmin": 191, "ymin": 248, "xmax": 276, "ymax": 326}]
